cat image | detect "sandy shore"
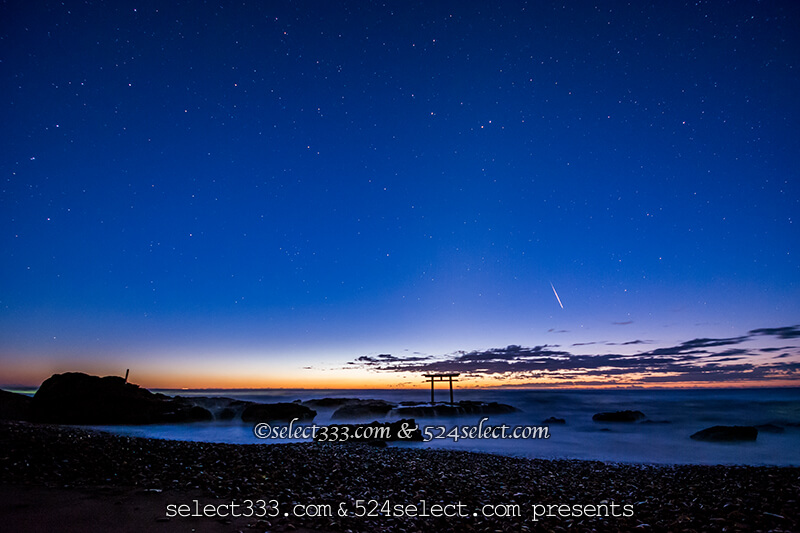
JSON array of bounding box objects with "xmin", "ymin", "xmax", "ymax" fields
[{"xmin": 1, "ymin": 421, "xmax": 798, "ymax": 532}]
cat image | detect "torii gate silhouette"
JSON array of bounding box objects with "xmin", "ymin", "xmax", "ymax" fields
[{"xmin": 423, "ymin": 373, "xmax": 460, "ymax": 404}]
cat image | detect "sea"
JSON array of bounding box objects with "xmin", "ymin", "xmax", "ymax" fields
[{"xmin": 89, "ymin": 387, "xmax": 800, "ymax": 466}]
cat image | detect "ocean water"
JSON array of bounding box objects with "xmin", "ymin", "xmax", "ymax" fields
[{"xmin": 89, "ymin": 388, "xmax": 800, "ymax": 466}]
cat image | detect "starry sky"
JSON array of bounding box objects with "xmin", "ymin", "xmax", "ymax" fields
[{"xmin": 1, "ymin": 1, "xmax": 798, "ymax": 389}]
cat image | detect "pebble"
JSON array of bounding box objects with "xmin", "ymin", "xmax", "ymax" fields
[{"xmin": 1, "ymin": 421, "xmax": 798, "ymax": 532}]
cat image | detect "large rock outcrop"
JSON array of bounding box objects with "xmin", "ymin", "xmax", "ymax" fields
[
  {"xmin": 30, "ymin": 372, "xmax": 212, "ymax": 425},
  {"xmin": 241, "ymin": 402, "xmax": 316, "ymax": 422}
]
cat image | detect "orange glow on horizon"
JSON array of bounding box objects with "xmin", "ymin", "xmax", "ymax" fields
[
  {"xmin": 132, "ymin": 369, "xmax": 800, "ymax": 390},
  {"xmin": 5, "ymin": 368, "xmax": 799, "ymax": 391}
]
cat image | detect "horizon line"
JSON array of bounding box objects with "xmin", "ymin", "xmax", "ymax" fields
[{"xmin": 5, "ymin": 383, "xmax": 800, "ymax": 394}]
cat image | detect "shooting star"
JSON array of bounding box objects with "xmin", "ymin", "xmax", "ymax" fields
[{"xmin": 550, "ymin": 282, "xmax": 564, "ymax": 309}]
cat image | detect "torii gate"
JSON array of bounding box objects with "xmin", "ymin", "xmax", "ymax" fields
[{"xmin": 423, "ymin": 373, "xmax": 460, "ymax": 404}]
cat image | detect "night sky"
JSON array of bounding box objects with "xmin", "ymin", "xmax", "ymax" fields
[{"xmin": 1, "ymin": 1, "xmax": 798, "ymax": 389}]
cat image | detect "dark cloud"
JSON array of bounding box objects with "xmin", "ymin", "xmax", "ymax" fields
[
  {"xmin": 346, "ymin": 325, "xmax": 800, "ymax": 385},
  {"xmin": 679, "ymin": 337, "xmax": 750, "ymax": 349},
  {"xmin": 749, "ymin": 325, "xmax": 800, "ymax": 339},
  {"xmin": 709, "ymin": 348, "xmax": 749, "ymax": 357},
  {"xmin": 355, "ymin": 353, "xmax": 432, "ymax": 365},
  {"xmin": 612, "ymin": 321, "xmax": 633, "ymax": 325},
  {"xmin": 768, "ymin": 361, "xmax": 800, "ymax": 372},
  {"xmin": 643, "ymin": 336, "xmax": 749, "ymax": 356},
  {"xmin": 352, "ymin": 346, "xmax": 732, "ymax": 377}
]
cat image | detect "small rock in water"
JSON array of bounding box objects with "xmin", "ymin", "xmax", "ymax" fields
[{"xmin": 690, "ymin": 425, "xmax": 758, "ymax": 442}]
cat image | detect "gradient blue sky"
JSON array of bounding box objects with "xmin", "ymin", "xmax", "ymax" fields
[{"xmin": 1, "ymin": 1, "xmax": 798, "ymax": 388}]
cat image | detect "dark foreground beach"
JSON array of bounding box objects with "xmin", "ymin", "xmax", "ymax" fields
[{"xmin": 1, "ymin": 421, "xmax": 798, "ymax": 532}]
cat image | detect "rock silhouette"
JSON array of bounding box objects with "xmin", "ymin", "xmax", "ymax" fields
[
  {"xmin": 30, "ymin": 372, "xmax": 212, "ymax": 425},
  {"xmin": 241, "ymin": 402, "xmax": 316, "ymax": 422},
  {"xmin": 690, "ymin": 425, "xmax": 758, "ymax": 442}
]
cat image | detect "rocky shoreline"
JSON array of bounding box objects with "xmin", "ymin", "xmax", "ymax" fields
[{"xmin": 1, "ymin": 421, "xmax": 798, "ymax": 532}]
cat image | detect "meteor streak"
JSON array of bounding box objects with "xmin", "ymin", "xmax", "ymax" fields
[{"xmin": 550, "ymin": 282, "xmax": 564, "ymax": 309}]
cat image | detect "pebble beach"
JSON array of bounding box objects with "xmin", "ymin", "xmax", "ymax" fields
[{"xmin": 1, "ymin": 421, "xmax": 798, "ymax": 532}]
